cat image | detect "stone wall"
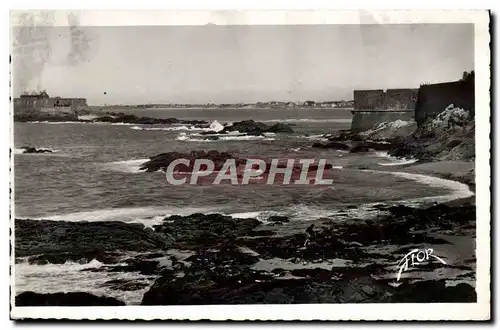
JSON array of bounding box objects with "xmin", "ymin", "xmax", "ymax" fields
[
  {"xmin": 14, "ymin": 96, "xmax": 88, "ymax": 115},
  {"xmin": 350, "ymin": 111, "xmax": 414, "ymax": 133},
  {"xmin": 351, "ymin": 88, "xmax": 418, "ymax": 133},
  {"xmin": 354, "ymin": 88, "xmax": 418, "ymax": 111},
  {"xmin": 353, "ymin": 90, "xmax": 385, "ymax": 110},
  {"xmin": 384, "ymin": 89, "xmax": 419, "ymax": 110},
  {"xmin": 415, "ymin": 78, "xmax": 474, "ymax": 125}
]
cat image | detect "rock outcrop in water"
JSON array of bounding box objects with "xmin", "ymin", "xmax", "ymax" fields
[
  {"xmin": 221, "ymin": 120, "xmax": 294, "ymax": 135},
  {"xmin": 14, "ymin": 111, "xmax": 207, "ymax": 126},
  {"xmin": 313, "ymin": 105, "xmax": 474, "ymax": 162},
  {"xmin": 17, "ymin": 146, "xmax": 53, "ymax": 154},
  {"xmin": 93, "ymin": 112, "xmax": 207, "ymax": 126},
  {"xmin": 15, "ymin": 219, "xmax": 170, "ymax": 264},
  {"xmin": 140, "ymin": 200, "xmax": 475, "ymax": 305},
  {"xmin": 14, "ymin": 112, "xmax": 79, "ymax": 122},
  {"xmin": 16, "ymin": 292, "xmax": 125, "ymax": 306},
  {"xmin": 389, "ymin": 105, "xmax": 475, "ymax": 161},
  {"xmin": 15, "ymin": 200, "xmax": 476, "ymax": 305},
  {"xmin": 139, "ymin": 150, "xmax": 245, "ymax": 173}
]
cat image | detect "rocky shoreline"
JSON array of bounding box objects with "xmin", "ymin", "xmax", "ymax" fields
[
  {"xmin": 13, "ymin": 111, "xmax": 208, "ymax": 126},
  {"xmin": 14, "ymin": 104, "xmax": 476, "ymax": 306},
  {"xmin": 15, "ymin": 195, "xmax": 476, "ymax": 305},
  {"xmin": 310, "ymin": 105, "xmax": 475, "ymax": 163}
]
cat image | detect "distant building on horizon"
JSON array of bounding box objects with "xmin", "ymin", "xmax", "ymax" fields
[{"xmin": 14, "ymin": 91, "xmax": 88, "ymax": 115}]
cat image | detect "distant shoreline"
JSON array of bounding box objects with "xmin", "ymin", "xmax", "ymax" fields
[{"xmin": 89, "ymin": 106, "xmax": 355, "ymax": 111}]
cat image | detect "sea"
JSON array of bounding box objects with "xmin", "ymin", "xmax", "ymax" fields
[{"xmin": 12, "ymin": 107, "xmax": 474, "ymax": 304}]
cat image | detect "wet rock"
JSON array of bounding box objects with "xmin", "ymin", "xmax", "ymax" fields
[
  {"xmin": 93, "ymin": 112, "xmax": 206, "ymax": 125},
  {"xmin": 312, "ymin": 141, "xmax": 351, "ymax": 151},
  {"xmin": 16, "ymin": 292, "xmax": 125, "ymax": 306},
  {"xmin": 141, "ymin": 266, "xmax": 392, "ymax": 305},
  {"xmin": 222, "ymin": 120, "xmax": 293, "ymax": 135},
  {"xmin": 14, "ymin": 112, "xmax": 79, "ymax": 122},
  {"xmin": 105, "ymin": 259, "xmax": 160, "ymax": 275},
  {"xmin": 102, "ymin": 279, "xmax": 150, "ymax": 291},
  {"xmin": 27, "ymin": 251, "xmax": 120, "ymax": 265},
  {"xmin": 19, "ymin": 146, "xmax": 53, "ymax": 154},
  {"xmin": 388, "ymin": 280, "xmax": 476, "ymax": 302},
  {"xmin": 350, "ymin": 141, "xmax": 392, "ymax": 153},
  {"xmin": 268, "ymin": 216, "xmax": 290, "ymax": 223},
  {"xmin": 153, "ymin": 213, "xmax": 262, "ymax": 247},
  {"xmin": 15, "ymin": 219, "xmax": 170, "ymax": 260},
  {"xmin": 139, "ymin": 150, "xmax": 242, "ymax": 173},
  {"xmin": 185, "ymin": 244, "xmax": 260, "ymax": 269}
]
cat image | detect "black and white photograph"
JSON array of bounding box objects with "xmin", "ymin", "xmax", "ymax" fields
[{"xmin": 9, "ymin": 9, "xmax": 490, "ymax": 321}]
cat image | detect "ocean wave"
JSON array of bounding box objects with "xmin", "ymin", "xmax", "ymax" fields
[
  {"xmin": 130, "ymin": 120, "xmax": 224, "ymax": 132},
  {"xmin": 15, "ymin": 258, "xmax": 152, "ymax": 305},
  {"xmin": 261, "ymin": 118, "xmax": 352, "ymax": 123},
  {"xmin": 28, "ymin": 206, "xmax": 222, "ymax": 228},
  {"xmin": 375, "ymin": 151, "xmax": 418, "ymax": 166},
  {"xmin": 77, "ymin": 115, "xmax": 99, "ymax": 121},
  {"xmin": 130, "ymin": 125, "xmax": 207, "ymax": 132},
  {"xmin": 26, "ymin": 121, "xmax": 86, "ymax": 124},
  {"xmin": 360, "ymin": 169, "xmax": 474, "ymax": 206},
  {"xmin": 101, "ymin": 158, "xmax": 150, "ymax": 173},
  {"xmin": 14, "ymin": 147, "xmax": 59, "ymax": 155},
  {"xmin": 176, "ymin": 132, "xmax": 275, "ymax": 142}
]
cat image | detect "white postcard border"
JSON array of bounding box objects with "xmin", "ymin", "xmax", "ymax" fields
[{"xmin": 9, "ymin": 9, "xmax": 491, "ymax": 321}]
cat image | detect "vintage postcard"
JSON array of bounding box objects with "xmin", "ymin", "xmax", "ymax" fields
[{"xmin": 9, "ymin": 10, "xmax": 490, "ymax": 321}]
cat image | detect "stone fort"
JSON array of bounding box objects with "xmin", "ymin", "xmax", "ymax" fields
[
  {"xmin": 351, "ymin": 74, "xmax": 474, "ymax": 133},
  {"xmin": 14, "ymin": 91, "xmax": 88, "ymax": 115}
]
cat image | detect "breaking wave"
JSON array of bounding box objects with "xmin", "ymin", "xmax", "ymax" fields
[
  {"xmin": 14, "ymin": 147, "xmax": 59, "ymax": 155},
  {"xmin": 100, "ymin": 159, "xmax": 150, "ymax": 173},
  {"xmin": 130, "ymin": 120, "xmax": 224, "ymax": 132},
  {"xmin": 360, "ymin": 169, "xmax": 474, "ymax": 206},
  {"xmin": 23, "ymin": 206, "xmax": 222, "ymax": 228},
  {"xmin": 15, "ymin": 259, "xmax": 153, "ymax": 305},
  {"xmin": 375, "ymin": 151, "xmax": 418, "ymax": 166},
  {"xmin": 262, "ymin": 118, "xmax": 352, "ymax": 123},
  {"xmin": 176, "ymin": 132, "xmax": 275, "ymax": 142}
]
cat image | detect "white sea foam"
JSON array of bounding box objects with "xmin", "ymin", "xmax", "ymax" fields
[
  {"xmin": 77, "ymin": 115, "xmax": 98, "ymax": 121},
  {"xmin": 375, "ymin": 151, "xmax": 418, "ymax": 166},
  {"xmin": 129, "ymin": 120, "xmax": 222, "ymax": 132},
  {"xmin": 262, "ymin": 118, "xmax": 352, "ymax": 123},
  {"xmin": 176, "ymin": 132, "xmax": 275, "ymax": 142},
  {"xmin": 130, "ymin": 125, "xmax": 204, "ymax": 131},
  {"xmin": 26, "ymin": 121, "xmax": 87, "ymax": 124},
  {"xmin": 14, "ymin": 147, "xmax": 59, "ymax": 155},
  {"xmin": 379, "ymin": 158, "xmax": 418, "ymax": 166},
  {"xmin": 30, "ymin": 206, "xmax": 221, "ymax": 228},
  {"xmin": 14, "ymin": 259, "xmax": 153, "ymax": 305},
  {"xmin": 101, "ymin": 158, "xmax": 150, "ymax": 173},
  {"xmin": 360, "ymin": 169, "xmax": 474, "ymax": 206}
]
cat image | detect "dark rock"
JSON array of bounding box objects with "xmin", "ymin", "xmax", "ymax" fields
[
  {"xmin": 141, "ymin": 267, "xmax": 391, "ymax": 305},
  {"xmin": 93, "ymin": 112, "xmax": 206, "ymax": 125},
  {"xmin": 153, "ymin": 213, "xmax": 262, "ymax": 247},
  {"xmin": 389, "ymin": 281, "xmax": 476, "ymax": 303},
  {"xmin": 16, "ymin": 291, "xmax": 125, "ymax": 306},
  {"xmin": 139, "ymin": 150, "xmax": 242, "ymax": 173},
  {"xmin": 268, "ymin": 216, "xmax": 290, "ymax": 223},
  {"xmin": 14, "ymin": 112, "xmax": 79, "ymax": 122},
  {"xmin": 15, "ymin": 219, "xmax": 170, "ymax": 259},
  {"xmin": 14, "ymin": 111, "xmax": 207, "ymax": 126},
  {"xmin": 350, "ymin": 141, "xmax": 392, "ymax": 153},
  {"xmin": 105, "ymin": 259, "xmax": 160, "ymax": 275},
  {"xmin": 102, "ymin": 279, "xmax": 149, "ymax": 291},
  {"xmin": 222, "ymin": 120, "xmax": 293, "ymax": 135},
  {"xmin": 312, "ymin": 141, "xmax": 351, "ymax": 151},
  {"xmin": 19, "ymin": 146, "xmax": 53, "ymax": 154}
]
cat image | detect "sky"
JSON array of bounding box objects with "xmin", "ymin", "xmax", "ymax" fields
[{"xmin": 12, "ymin": 23, "xmax": 474, "ymax": 105}]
